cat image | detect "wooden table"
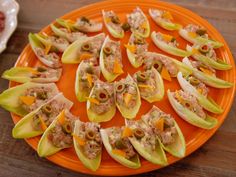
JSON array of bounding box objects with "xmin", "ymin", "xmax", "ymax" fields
[{"xmin": 0, "ymin": 0, "xmax": 235, "ymax": 176}]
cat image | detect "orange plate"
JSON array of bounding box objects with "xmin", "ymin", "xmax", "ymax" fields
[{"xmin": 10, "ymin": 0, "xmax": 235, "ymax": 176}]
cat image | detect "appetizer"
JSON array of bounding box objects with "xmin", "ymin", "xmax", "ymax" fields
[
  {"xmin": 114, "ymin": 75, "xmax": 141, "ymax": 119},
  {"xmin": 167, "ymin": 89, "xmax": 218, "ymax": 129},
  {"xmin": 62, "ymin": 33, "xmax": 105, "ymax": 63},
  {"xmin": 149, "ymin": 8, "xmax": 182, "ymax": 31},
  {"xmin": 87, "ymin": 80, "xmax": 116, "ymax": 122},
  {"xmin": 101, "ymin": 126, "xmax": 141, "ymax": 169},
  {"xmin": 50, "ymin": 23, "xmax": 86, "ymax": 43},
  {"xmin": 177, "ymin": 72, "xmax": 223, "ymax": 114},
  {"xmin": 2, "ymin": 66, "xmax": 62, "ymax": 83},
  {"xmin": 56, "ymin": 17, "xmax": 102, "ymax": 33},
  {"xmin": 102, "ymin": 10, "xmax": 124, "ymax": 38},
  {"xmin": 75, "ymin": 59, "xmax": 100, "ymax": 102},
  {"xmin": 125, "ymin": 119, "xmax": 167, "ymax": 165},
  {"xmin": 142, "ymin": 106, "xmax": 185, "ymax": 158},
  {"xmin": 182, "ymin": 57, "xmax": 233, "ymax": 88},
  {"xmin": 34, "ymin": 33, "xmax": 69, "ymax": 52},
  {"xmin": 179, "ymin": 24, "xmax": 223, "ymax": 48},
  {"xmin": 127, "ymin": 7, "xmax": 150, "ymax": 38},
  {"xmin": 73, "ymin": 120, "xmax": 102, "ymax": 171},
  {"xmin": 0, "ymin": 82, "xmax": 59, "ymax": 116},
  {"xmin": 151, "ymin": 31, "xmax": 191, "ymax": 57},
  {"xmin": 133, "ymin": 67, "xmax": 164, "ymax": 102},
  {"xmin": 186, "ymin": 44, "xmax": 232, "ymax": 70},
  {"xmin": 143, "ymin": 52, "xmax": 192, "ymax": 81},
  {"xmin": 12, "ymin": 93, "xmax": 73, "ymax": 138},
  {"xmin": 125, "ymin": 33, "xmax": 148, "ymax": 68},
  {"xmin": 29, "ymin": 33, "xmax": 62, "ymax": 68},
  {"xmin": 100, "ymin": 36, "xmax": 123, "ymax": 82},
  {"xmin": 37, "ymin": 109, "xmax": 77, "ymax": 157}
]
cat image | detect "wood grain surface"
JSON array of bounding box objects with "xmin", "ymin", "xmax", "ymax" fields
[{"xmin": 0, "ymin": 0, "xmax": 235, "ymax": 176}]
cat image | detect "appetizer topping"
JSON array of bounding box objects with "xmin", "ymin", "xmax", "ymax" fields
[
  {"xmin": 143, "ymin": 52, "xmax": 178, "ymax": 77},
  {"xmin": 58, "ymin": 27, "xmax": 86, "ymax": 43},
  {"xmin": 19, "ymin": 96, "xmax": 36, "ymax": 106},
  {"xmin": 103, "ymin": 39, "xmax": 123, "ymax": 74},
  {"xmin": 79, "ymin": 33, "xmax": 105, "ymax": 59},
  {"xmin": 41, "ymin": 105, "xmax": 52, "ymax": 116},
  {"xmin": 62, "ymin": 121, "xmax": 72, "ymax": 134},
  {"xmin": 126, "ymin": 120, "xmax": 156, "ymax": 151},
  {"xmin": 121, "ymin": 23, "xmax": 131, "ymax": 31},
  {"xmin": 199, "ymin": 44, "xmax": 210, "ymax": 54},
  {"xmin": 115, "ymin": 83, "xmax": 125, "ymax": 93},
  {"xmin": 142, "ymin": 106, "xmax": 177, "ymax": 145},
  {"xmin": 21, "ymin": 86, "xmax": 56, "ymax": 112},
  {"xmin": 80, "ymin": 16, "xmax": 90, "ymax": 23},
  {"xmin": 115, "ymin": 76, "xmax": 138, "ymax": 109},
  {"xmin": 160, "ymin": 66, "xmax": 172, "ymax": 81},
  {"xmin": 95, "ymin": 90, "xmax": 109, "ymax": 102},
  {"xmin": 35, "ymin": 48, "xmax": 61, "ymax": 67},
  {"xmin": 47, "ymin": 111, "xmax": 76, "ymax": 148},
  {"xmin": 136, "ymin": 72, "xmax": 148, "ymax": 82},
  {"xmin": 133, "ymin": 69, "xmax": 159, "ymax": 98},
  {"xmin": 81, "ymin": 43, "xmax": 92, "ymax": 51},
  {"xmin": 103, "ymin": 46, "xmax": 112, "ymax": 55},
  {"xmin": 133, "ymin": 128, "xmax": 145, "ymax": 139},
  {"xmin": 32, "ymin": 100, "xmax": 69, "ymax": 131},
  {"xmin": 185, "ymin": 75, "xmax": 209, "ymax": 96},
  {"xmin": 174, "ymin": 90, "xmax": 206, "ymax": 119},
  {"xmin": 103, "ymin": 10, "xmax": 123, "ymax": 34},
  {"xmin": 152, "ymin": 60, "xmax": 163, "ymax": 72},
  {"xmin": 107, "ymin": 127, "xmax": 136, "ymax": 159},
  {"xmin": 155, "ymin": 32, "xmax": 178, "ymax": 47},
  {"xmin": 185, "ymin": 24, "xmax": 208, "ymax": 38},
  {"xmin": 78, "ymin": 61, "xmax": 100, "ymax": 97},
  {"xmin": 89, "ymin": 80, "xmax": 115, "ymax": 115},
  {"xmin": 37, "ymin": 66, "xmax": 47, "ymax": 72},
  {"xmin": 196, "ymin": 28, "xmax": 207, "ymax": 36},
  {"xmin": 126, "ymin": 34, "xmax": 148, "ymax": 66},
  {"xmin": 85, "ymin": 130, "xmax": 96, "ymax": 140},
  {"xmin": 75, "ymin": 122, "xmax": 102, "ymax": 159},
  {"xmin": 122, "ymin": 127, "xmax": 133, "ymax": 138},
  {"xmin": 75, "ymin": 16, "xmax": 102, "ymax": 33},
  {"xmin": 190, "ymin": 60, "xmax": 216, "ymax": 76},
  {"xmin": 127, "ymin": 7, "xmax": 149, "ymax": 36}
]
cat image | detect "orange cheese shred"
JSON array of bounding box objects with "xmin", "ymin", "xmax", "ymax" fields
[
  {"xmin": 112, "ymin": 149, "xmax": 126, "ymax": 157},
  {"xmin": 188, "ymin": 32, "xmax": 197, "ymax": 38},
  {"xmin": 155, "ymin": 118, "xmax": 164, "ymax": 132},
  {"xmin": 160, "ymin": 66, "xmax": 172, "ymax": 81},
  {"xmin": 39, "ymin": 116, "xmax": 48, "ymax": 131},
  {"xmin": 86, "ymin": 73, "xmax": 93, "ymax": 88},
  {"xmin": 124, "ymin": 93, "xmax": 132, "ymax": 106},
  {"xmin": 161, "ymin": 34, "xmax": 174, "ymax": 42},
  {"xmin": 138, "ymin": 84, "xmax": 155, "ymax": 90},
  {"xmin": 19, "ymin": 96, "xmax": 36, "ymax": 106},
  {"xmin": 199, "ymin": 67, "xmax": 214, "ymax": 76},
  {"xmin": 124, "ymin": 44, "xmax": 136, "ymax": 53},
  {"xmin": 122, "ymin": 127, "xmax": 133, "ymax": 138},
  {"xmin": 162, "ymin": 11, "xmax": 173, "ymax": 20},
  {"xmin": 73, "ymin": 134, "xmax": 86, "ymax": 146},
  {"xmin": 86, "ymin": 97, "xmax": 100, "ymax": 105},
  {"xmin": 58, "ymin": 110, "xmax": 66, "ymax": 125},
  {"xmin": 113, "ymin": 59, "xmax": 124, "ymax": 74},
  {"xmin": 79, "ymin": 53, "xmax": 93, "ymax": 61}
]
